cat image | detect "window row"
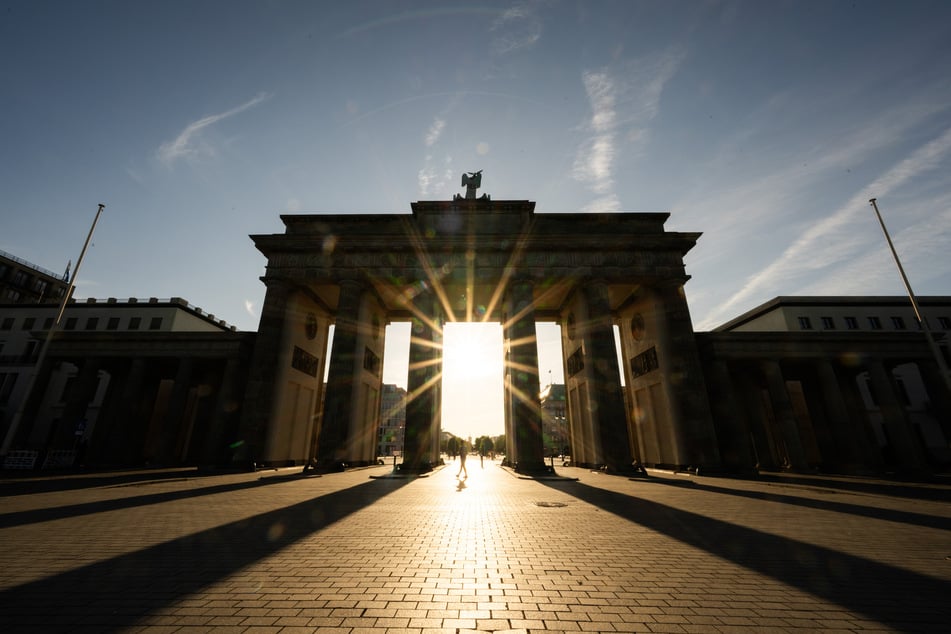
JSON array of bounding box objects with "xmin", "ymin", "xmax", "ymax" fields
[
  {"xmin": 0, "ymin": 316, "xmax": 163, "ymax": 331},
  {"xmin": 797, "ymin": 315, "xmax": 951, "ymax": 331}
]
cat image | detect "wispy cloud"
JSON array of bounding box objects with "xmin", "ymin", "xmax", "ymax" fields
[
  {"xmin": 418, "ymin": 154, "xmax": 454, "ymax": 197},
  {"xmin": 157, "ymin": 92, "xmax": 270, "ymax": 165},
  {"xmin": 425, "ymin": 117, "xmax": 446, "ymax": 146},
  {"xmin": 572, "ymin": 51, "xmax": 684, "ymax": 211},
  {"xmin": 490, "ymin": 1, "xmax": 543, "ymax": 56},
  {"xmin": 573, "ymin": 50, "xmax": 684, "ymax": 206},
  {"xmin": 700, "ymin": 125, "xmax": 951, "ymax": 328}
]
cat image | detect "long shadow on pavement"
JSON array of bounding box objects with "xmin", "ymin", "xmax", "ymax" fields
[
  {"xmin": 640, "ymin": 476, "xmax": 951, "ymax": 532},
  {"xmin": 540, "ymin": 478, "xmax": 951, "ymax": 633},
  {"xmin": 0, "ymin": 476, "xmax": 408, "ymax": 633},
  {"xmin": 0, "ymin": 469, "xmax": 325, "ymax": 530},
  {"xmin": 0, "ymin": 467, "xmax": 228, "ymax": 496}
]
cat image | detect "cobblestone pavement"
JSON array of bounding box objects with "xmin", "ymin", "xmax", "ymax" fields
[{"xmin": 1, "ymin": 460, "xmax": 950, "ymax": 633}]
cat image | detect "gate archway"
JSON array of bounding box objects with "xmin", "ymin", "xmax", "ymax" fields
[{"xmin": 238, "ymin": 197, "xmax": 720, "ymax": 474}]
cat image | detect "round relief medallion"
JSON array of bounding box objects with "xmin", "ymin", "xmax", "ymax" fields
[{"xmin": 630, "ymin": 313, "xmax": 646, "ymax": 341}]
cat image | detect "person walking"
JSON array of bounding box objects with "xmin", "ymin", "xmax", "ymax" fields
[{"xmin": 456, "ymin": 441, "xmax": 468, "ymax": 479}]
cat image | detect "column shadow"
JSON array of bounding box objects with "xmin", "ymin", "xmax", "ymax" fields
[
  {"xmin": 638, "ymin": 476, "xmax": 951, "ymax": 531},
  {"xmin": 0, "ymin": 476, "xmax": 409, "ymax": 633},
  {"xmin": 539, "ymin": 478, "xmax": 951, "ymax": 632},
  {"xmin": 0, "ymin": 470, "xmax": 324, "ymax": 529}
]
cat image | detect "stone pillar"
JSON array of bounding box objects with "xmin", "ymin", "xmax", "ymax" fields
[
  {"xmin": 55, "ymin": 358, "xmax": 102, "ymax": 449},
  {"xmin": 917, "ymin": 360, "xmax": 951, "ymax": 442},
  {"xmin": 98, "ymin": 358, "xmax": 148, "ymax": 464},
  {"xmin": 8, "ymin": 358, "xmax": 56, "ymax": 450},
  {"xmin": 204, "ymin": 357, "xmax": 241, "ymax": 466},
  {"xmin": 734, "ymin": 368, "xmax": 777, "ymax": 470},
  {"xmin": 654, "ymin": 283, "xmax": 720, "ymax": 467},
  {"xmin": 582, "ymin": 280, "xmax": 633, "ymax": 472},
  {"xmin": 707, "ymin": 360, "xmax": 756, "ymax": 471},
  {"xmin": 157, "ymin": 358, "xmax": 194, "ymax": 462},
  {"xmin": 761, "ymin": 359, "xmax": 807, "ymax": 470},
  {"xmin": 505, "ymin": 279, "xmax": 545, "ymax": 474},
  {"xmin": 867, "ymin": 359, "xmax": 929, "ymax": 473},
  {"xmin": 318, "ymin": 279, "xmax": 365, "ymax": 469},
  {"xmin": 236, "ymin": 279, "xmax": 292, "ymax": 467},
  {"xmin": 814, "ymin": 361, "xmax": 860, "ymax": 469},
  {"xmin": 836, "ymin": 367, "xmax": 884, "ymax": 472},
  {"xmin": 402, "ymin": 292, "xmax": 440, "ymax": 473}
]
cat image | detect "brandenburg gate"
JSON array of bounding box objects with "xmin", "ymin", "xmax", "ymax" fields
[{"xmin": 237, "ymin": 179, "xmax": 720, "ymax": 474}]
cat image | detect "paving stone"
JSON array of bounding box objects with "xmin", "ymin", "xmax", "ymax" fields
[{"xmin": 1, "ymin": 462, "xmax": 950, "ymax": 632}]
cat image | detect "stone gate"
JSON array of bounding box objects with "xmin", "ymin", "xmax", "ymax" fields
[{"xmin": 237, "ymin": 197, "xmax": 720, "ymax": 474}]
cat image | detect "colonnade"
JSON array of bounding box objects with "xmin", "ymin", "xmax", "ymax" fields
[
  {"xmin": 698, "ymin": 335, "xmax": 951, "ymax": 474},
  {"xmin": 10, "ymin": 336, "xmax": 251, "ymax": 468}
]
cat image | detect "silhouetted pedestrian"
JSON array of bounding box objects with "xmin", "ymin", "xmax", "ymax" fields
[{"xmin": 456, "ymin": 442, "xmax": 468, "ymax": 479}]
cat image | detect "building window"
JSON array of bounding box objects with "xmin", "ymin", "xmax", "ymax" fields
[
  {"xmin": 149, "ymin": 317, "xmax": 163, "ymax": 330},
  {"xmin": 890, "ymin": 316, "xmax": 906, "ymax": 330},
  {"xmin": 64, "ymin": 317, "xmax": 78, "ymax": 330},
  {"xmin": 820, "ymin": 317, "xmax": 835, "ymax": 330},
  {"xmin": 797, "ymin": 316, "xmax": 813, "ymax": 330},
  {"xmin": 0, "ymin": 372, "xmax": 18, "ymax": 404},
  {"xmin": 868, "ymin": 316, "xmax": 882, "ymax": 330},
  {"xmin": 938, "ymin": 316, "xmax": 951, "ymax": 330},
  {"xmin": 128, "ymin": 317, "xmax": 141, "ymax": 330},
  {"xmin": 844, "ymin": 316, "xmax": 859, "ymax": 330},
  {"xmin": 106, "ymin": 317, "xmax": 120, "ymax": 330},
  {"xmin": 1, "ymin": 317, "xmax": 14, "ymax": 330},
  {"xmin": 86, "ymin": 317, "xmax": 99, "ymax": 330},
  {"xmin": 33, "ymin": 279, "xmax": 49, "ymax": 295},
  {"xmin": 12, "ymin": 271, "xmax": 29, "ymax": 286},
  {"xmin": 21, "ymin": 317, "xmax": 35, "ymax": 330},
  {"xmin": 43, "ymin": 317, "xmax": 53, "ymax": 330},
  {"xmin": 4, "ymin": 289, "xmax": 20, "ymax": 301}
]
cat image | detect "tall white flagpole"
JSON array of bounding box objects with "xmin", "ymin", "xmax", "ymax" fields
[
  {"xmin": 1, "ymin": 204, "xmax": 105, "ymax": 457},
  {"xmin": 869, "ymin": 198, "xmax": 951, "ymax": 393}
]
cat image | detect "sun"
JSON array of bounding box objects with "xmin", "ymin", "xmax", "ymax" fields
[{"xmin": 442, "ymin": 322, "xmax": 502, "ymax": 380}]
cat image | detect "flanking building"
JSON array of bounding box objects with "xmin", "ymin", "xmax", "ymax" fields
[
  {"xmin": 697, "ymin": 296, "xmax": 951, "ymax": 475},
  {"xmin": 2, "ymin": 194, "xmax": 949, "ymax": 477},
  {"xmin": 1, "ymin": 295, "xmax": 253, "ymax": 469},
  {"xmin": 0, "ymin": 249, "xmax": 70, "ymax": 305}
]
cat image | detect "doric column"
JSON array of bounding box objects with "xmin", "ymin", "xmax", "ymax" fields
[
  {"xmin": 707, "ymin": 360, "xmax": 756, "ymax": 471},
  {"xmin": 402, "ymin": 292, "xmax": 440, "ymax": 472},
  {"xmin": 505, "ymin": 278, "xmax": 545, "ymax": 474},
  {"xmin": 318, "ymin": 279, "xmax": 365, "ymax": 469},
  {"xmin": 582, "ymin": 279, "xmax": 633, "ymax": 472},
  {"xmin": 653, "ymin": 282, "xmax": 720, "ymax": 467},
  {"xmin": 814, "ymin": 360, "xmax": 859, "ymax": 468},
  {"xmin": 204, "ymin": 356, "xmax": 241, "ymax": 466},
  {"xmin": 836, "ymin": 366, "xmax": 884, "ymax": 471},
  {"xmin": 867, "ymin": 359, "xmax": 928, "ymax": 473},
  {"xmin": 56, "ymin": 358, "xmax": 102, "ymax": 448},
  {"xmin": 735, "ymin": 368, "xmax": 777, "ymax": 470},
  {"xmin": 236, "ymin": 279, "xmax": 292, "ymax": 467},
  {"xmin": 917, "ymin": 360, "xmax": 951, "ymax": 442},
  {"xmin": 157, "ymin": 358, "xmax": 194, "ymax": 462},
  {"xmin": 761, "ymin": 359, "xmax": 808, "ymax": 470}
]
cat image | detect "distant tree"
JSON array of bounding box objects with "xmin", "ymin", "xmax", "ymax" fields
[
  {"xmin": 476, "ymin": 436, "xmax": 494, "ymax": 455},
  {"xmin": 446, "ymin": 436, "xmax": 459, "ymax": 457},
  {"xmin": 492, "ymin": 434, "xmax": 505, "ymax": 455}
]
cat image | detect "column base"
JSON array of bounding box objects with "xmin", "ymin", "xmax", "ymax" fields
[
  {"xmin": 514, "ymin": 461, "xmax": 553, "ymax": 476},
  {"xmin": 396, "ymin": 461, "xmax": 434, "ymax": 475}
]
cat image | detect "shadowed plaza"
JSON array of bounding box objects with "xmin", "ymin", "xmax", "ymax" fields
[{"xmin": 1, "ymin": 462, "xmax": 949, "ymax": 633}]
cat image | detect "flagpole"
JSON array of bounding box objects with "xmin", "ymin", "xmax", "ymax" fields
[
  {"xmin": 1, "ymin": 204, "xmax": 105, "ymax": 457},
  {"xmin": 869, "ymin": 198, "xmax": 951, "ymax": 393}
]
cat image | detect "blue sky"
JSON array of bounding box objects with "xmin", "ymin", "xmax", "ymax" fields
[{"xmin": 3, "ymin": 1, "xmax": 951, "ymax": 439}]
